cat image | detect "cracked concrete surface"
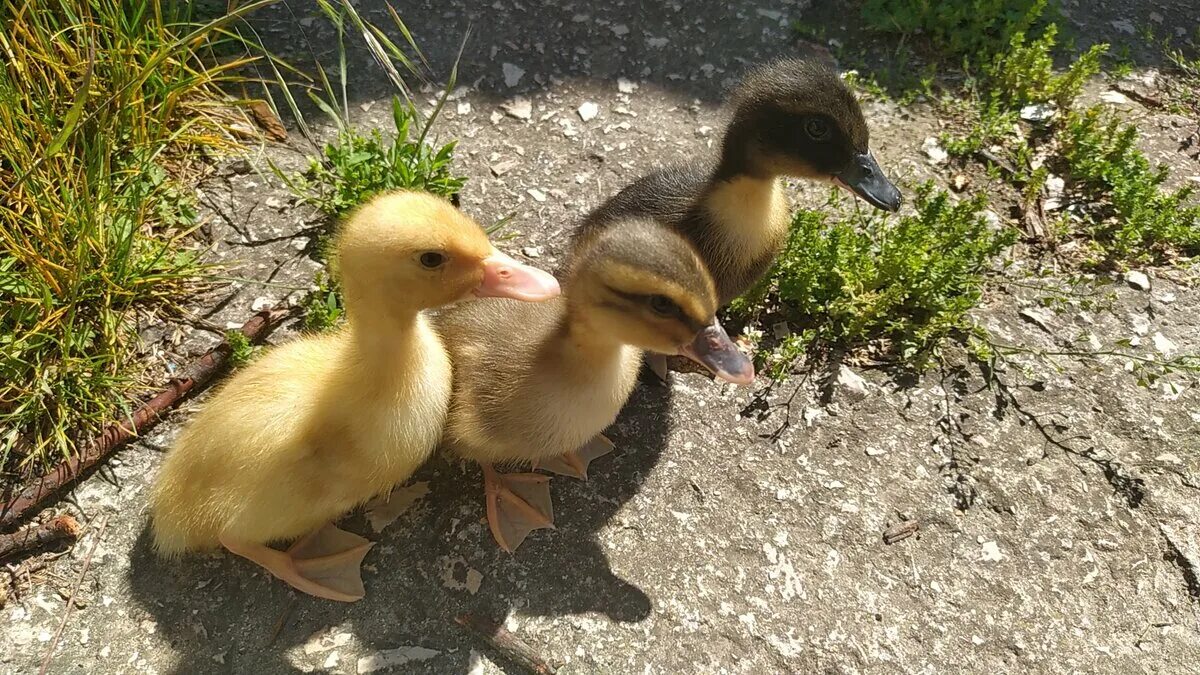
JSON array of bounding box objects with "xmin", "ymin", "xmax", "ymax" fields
[{"xmin": 3, "ymin": 0, "xmax": 1200, "ymax": 673}]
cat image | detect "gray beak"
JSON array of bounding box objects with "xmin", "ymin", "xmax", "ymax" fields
[
  {"xmin": 834, "ymin": 151, "xmax": 902, "ymax": 212},
  {"xmin": 679, "ymin": 318, "xmax": 755, "ymax": 385}
]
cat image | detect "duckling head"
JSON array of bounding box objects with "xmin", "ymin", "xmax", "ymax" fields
[
  {"xmin": 720, "ymin": 58, "xmax": 902, "ymax": 212},
  {"xmin": 336, "ymin": 191, "xmax": 560, "ymax": 317},
  {"xmin": 567, "ymin": 219, "xmax": 754, "ymax": 384}
]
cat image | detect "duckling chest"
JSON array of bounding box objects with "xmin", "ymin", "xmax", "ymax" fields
[
  {"xmin": 696, "ymin": 177, "xmax": 791, "ymax": 303},
  {"xmin": 343, "ymin": 328, "xmax": 453, "ymax": 490},
  {"xmin": 513, "ymin": 345, "xmax": 642, "ymax": 460}
]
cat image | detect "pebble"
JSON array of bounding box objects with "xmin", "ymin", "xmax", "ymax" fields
[
  {"xmin": 501, "ymin": 63, "xmax": 525, "ymax": 88},
  {"xmin": 1111, "ymin": 19, "xmax": 1136, "ymax": 34},
  {"xmin": 617, "ymin": 77, "xmax": 638, "ymax": 93},
  {"xmin": 358, "ymin": 647, "xmax": 440, "ymax": 673},
  {"xmin": 527, "ymin": 188, "xmax": 547, "ymax": 202},
  {"xmin": 922, "ymin": 137, "xmax": 947, "ymax": 164},
  {"xmin": 832, "ymin": 365, "xmax": 869, "ymax": 402},
  {"xmin": 981, "ymin": 541, "xmax": 1005, "ymax": 562},
  {"xmin": 490, "ymin": 159, "xmax": 518, "ymax": 177},
  {"xmin": 1020, "ymin": 104, "xmax": 1057, "ymax": 123},
  {"xmin": 610, "ymin": 24, "xmax": 630, "ymax": 37},
  {"xmin": 646, "ymin": 36, "xmax": 669, "ymax": 48},
  {"xmin": 522, "ymin": 246, "xmax": 542, "ymax": 258},
  {"xmin": 501, "ymin": 96, "xmax": 532, "ymax": 120},
  {"xmin": 1101, "ymin": 90, "xmax": 1131, "ymax": 105},
  {"xmin": 1152, "ymin": 332, "xmax": 1177, "ymax": 356},
  {"xmin": 577, "ymin": 102, "xmax": 600, "ymax": 121},
  {"xmin": 456, "ymin": 101, "xmax": 471, "ymax": 115},
  {"xmin": 1124, "ymin": 270, "xmax": 1151, "ymax": 291}
]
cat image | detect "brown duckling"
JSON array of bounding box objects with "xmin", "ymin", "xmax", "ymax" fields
[
  {"xmin": 433, "ymin": 217, "xmax": 753, "ymax": 552},
  {"xmin": 149, "ymin": 191, "xmax": 559, "ymax": 601},
  {"xmin": 572, "ymin": 58, "xmax": 901, "ymax": 305}
]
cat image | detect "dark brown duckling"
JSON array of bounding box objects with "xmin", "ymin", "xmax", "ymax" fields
[{"xmin": 571, "ymin": 58, "xmax": 902, "ymax": 307}]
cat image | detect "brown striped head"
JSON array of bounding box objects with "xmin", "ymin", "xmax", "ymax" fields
[{"xmin": 565, "ymin": 219, "xmax": 754, "ymax": 384}]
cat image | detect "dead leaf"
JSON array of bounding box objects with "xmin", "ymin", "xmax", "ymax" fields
[
  {"xmin": 364, "ymin": 482, "xmax": 430, "ymax": 533},
  {"xmin": 248, "ymin": 101, "xmax": 287, "ymax": 141}
]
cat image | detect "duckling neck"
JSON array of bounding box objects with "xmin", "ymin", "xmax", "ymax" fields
[
  {"xmin": 713, "ymin": 118, "xmax": 770, "ymax": 182},
  {"xmin": 343, "ymin": 300, "xmax": 424, "ymax": 371},
  {"xmin": 552, "ymin": 309, "xmax": 635, "ymax": 375}
]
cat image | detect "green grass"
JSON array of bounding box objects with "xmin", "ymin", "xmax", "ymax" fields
[
  {"xmin": 860, "ymin": 0, "xmax": 1052, "ymax": 64},
  {"xmin": 0, "ymin": 0, "xmax": 269, "ymax": 478},
  {"xmin": 733, "ymin": 184, "xmax": 1016, "ymax": 378}
]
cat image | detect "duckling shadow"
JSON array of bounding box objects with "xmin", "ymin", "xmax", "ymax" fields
[{"xmin": 124, "ymin": 383, "xmax": 672, "ymax": 673}]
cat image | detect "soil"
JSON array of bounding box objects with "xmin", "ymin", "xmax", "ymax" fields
[{"xmin": 3, "ymin": 0, "xmax": 1199, "ymax": 673}]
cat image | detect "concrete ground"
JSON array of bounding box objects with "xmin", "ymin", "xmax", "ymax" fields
[{"xmin": 4, "ymin": 0, "xmax": 1199, "ymax": 673}]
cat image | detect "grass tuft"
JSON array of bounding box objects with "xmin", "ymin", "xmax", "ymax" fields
[{"xmin": 0, "ymin": 0, "xmax": 269, "ymax": 477}]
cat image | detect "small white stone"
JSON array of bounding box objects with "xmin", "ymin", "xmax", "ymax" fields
[
  {"xmin": 501, "ymin": 96, "xmax": 532, "ymax": 120},
  {"xmin": 1020, "ymin": 104, "xmax": 1057, "ymax": 123},
  {"xmin": 501, "ymin": 63, "xmax": 525, "ymax": 88},
  {"xmin": 1101, "ymin": 90, "xmax": 1131, "ymax": 105},
  {"xmin": 922, "ymin": 137, "xmax": 948, "ymax": 164},
  {"xmin": 457, "ymin": 101, "xmax": 472, "ymax": 115},
  {"xmin": 527, "ymin": 188, "xmax": 547, "ymax": 202},
  {"xmin": 832, "ymin": 365, "xmax": 869, "ymax": 402},
  {"xmin": 1111, "ymin": 19, "xmax": 1136, "ymax": 34},
  {"xmin": 1131, "ymin": 314, "xmax": 1151, "ymax": 336},
  {"xmin": 577, "ymin": 101, "xmax": 599, "ymax": 121},
  {"xmin": 617, "ymin": 77, "xmax": 638, "ymax": 93},
  {"xmin": 611, "ymin": 24, "xmax": 630, "ymax": 37},
  {"xmin": 1124, "ymin": 270, "xmax": 1151, "ymax": 291},
  {"xmin": 290, "ymin": 237, "xmax": 309, "ymax": 252},
  {"xmin": 1152, "ymin": 332, "xmax": 1177, "ymax": 356},
  {"xmin": 646, "ymin": 36, "xmax": 669, "ymax": 48},
  {"xmin": 1156, "ymin": 453, "xmax": 1183, "ymax": 464},
  {"xmin": 522, "ymin": 246, "xmax": 541, "ymax": 258},
  {"xmin": 357, "ymin": 647, "xmax": 440, "ymax": 673},
  {"xmin": 323, "ymin": 652, "xmax": 339, "ymax": 669},
  {"xmin": 755, "ymin": 8, "xmax": 783, "ymax": 20},
  {"xmin": 251, "ymin": 296, "xmax": 273, "ymax": 312},
  {"xmin": 981, "ymin": 541, "xmax": 1005, "ymax": 562},
  {"xmin": 865, "ymin": 446, "xmax": 887, "ymax": 456}
]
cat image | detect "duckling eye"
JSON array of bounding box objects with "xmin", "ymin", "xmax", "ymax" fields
[
  {"xmin": 419, "ymin": 251, "xmax": 446, "ymax": 269},
  {"xmin": 804, "ymin": 116, "xmax": 831, "ymax": 141},
  {"xmin": 647, "ymin": 295, "xmax": 680, "ymax": 317}
]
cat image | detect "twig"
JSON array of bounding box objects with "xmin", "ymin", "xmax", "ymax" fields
[
  {"xmin": 266, "ymin": 596, "xmax": 297, "ymax": 646},
  {"xmin": 39, "ymin": 516, "xmax": 108, "ymax": 675},
  {"xmin": 455, "ymin": 614, "xmax": 557, "ymax": 675},
  {"xmin": 1, "ymin": 307, "xmax": 293, "ymax": 530},
  {"xmin": 0, "ymin": 516, "xmax": 81, "ymax": 561}
]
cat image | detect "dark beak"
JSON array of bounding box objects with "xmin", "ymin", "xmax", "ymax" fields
[
  {"xmin": 834, "ymin": 151, "xmax": 902, "ymax": 212},
  {"xmin": 679, "ymin": 318, "xmax": 755, "ymax": 385}
]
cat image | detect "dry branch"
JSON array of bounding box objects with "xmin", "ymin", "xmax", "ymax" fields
[
  {"xmin": 0, "ymin": 516, "xmax": 81, "ymax": 560},
  {"xmin": 455, "ymin": 613, "xmax": 557, "ymax": 675},
  {"xmin": 0, "ymin": 307, "xmax": 292, "ymax": 530}
]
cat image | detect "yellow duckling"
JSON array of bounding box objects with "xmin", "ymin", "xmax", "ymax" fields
[
  {"xmin": 149, "ymin": 191, "xmax": 560, "ymax": 601},
  {"xmin": 433, "ymin": 217, "xmax": 754, "ymax": 552}
]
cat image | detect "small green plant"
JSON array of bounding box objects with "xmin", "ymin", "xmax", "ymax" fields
[
  {"xmin": 271, "ymin": 0, "xmax": 467, "ymax": 331},
  {"xmin": 987, "ymin": 24, "xmax": 1106, "ymax": 109},
  {"xmin": 280, "ymin": 98, "xmax": 464, "ymax": 218},
  {"xmin": 735, "ymin": 184, "xmax": 1017, "ymax": 377},
  {"xmin": 224, "ymin": 330, "xmax": 255, "ymax": 367},
  {"xmin": 860, "ymin": 0, "xmax": 1051, "ymax": 63},
  {"xmin": 1058, "ymin": 108, "xmax": 1200, "ymax": 266},
  {"xmin": 301, "ymin": 272, "xmax": 344, "ymax": 332}
]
